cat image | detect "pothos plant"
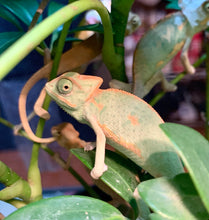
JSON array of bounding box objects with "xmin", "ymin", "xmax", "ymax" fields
[{"xmin": 0, "ymin": 0, "xmax": 209, "ymax": 219}]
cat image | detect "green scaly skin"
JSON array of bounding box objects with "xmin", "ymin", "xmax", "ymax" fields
[
  {"xmin": 110, "ymin": 1, "xmax": 209, "ymax": 98},
  {"xmin": 45, "ymin": 72, "xmax": 184, "ymax": 179}
]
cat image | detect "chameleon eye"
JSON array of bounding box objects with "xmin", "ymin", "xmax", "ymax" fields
[
  {"xmin": 57, "ymin": 78, "xmax": 73, "ymax": 95},
  {"xmin": 203, "ymin": 2, "xmax": 209, "ymax": 12}
]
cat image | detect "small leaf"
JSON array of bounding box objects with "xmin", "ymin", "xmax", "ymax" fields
[
  {"xmin": 0, "ymin": 32, "xmax": 24, "ymax": 54},
  {"xmin": 4, "ymin": 196, "xmax": 126, "ymax": 220},
  {"xmin": 160, "ymin": 123, "xmax": 209, "ymax": 213},
  {"xmin": 165, "ymin": 0, "xmax": 180, "ymax": 10},
  {"xmin": 138, "ymin": 173, "xmax": 209, "ymax": 220}
]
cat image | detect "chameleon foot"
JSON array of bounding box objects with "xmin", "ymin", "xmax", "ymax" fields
[
  {"xmin": 163, "ymin": 82, "xmax": 177, "ymax": 93},
  {"xmin": 84, "ymin": 142, "xmax": 96, "ymax": 151},
  {"xmin": 90, "ymin": 164, "xmax": 108, "ymax": 179},
  {"xmin": 186, "ymin": 65, "xmax": 195, "ymax": 75}
]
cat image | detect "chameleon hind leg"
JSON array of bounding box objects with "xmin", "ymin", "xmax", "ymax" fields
[
  {"xmin": 159, "ymin": 72, "xmax": 177, "ymax": 92},
  {"xmin": 181, "ymin": 37, "xmax": 195, "ymax": 75},
  {"xmin": 134, "ymin": 71, "xmax": 177, "ymax": 98}
]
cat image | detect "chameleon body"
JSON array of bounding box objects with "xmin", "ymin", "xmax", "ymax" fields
[
  {"xmin": 45, "ymin": 72, "xmax": 184, "ymax": 179},
  {"xmin": 110, "ymin": 0, "xmax": 209, "ymax": 98}
]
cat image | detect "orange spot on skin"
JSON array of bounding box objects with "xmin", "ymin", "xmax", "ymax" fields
[
  {"xmin": 99, "ymin": 123, "xmax": 142, "ymax": 158},
  {"xmin": 156, "ymin": 60, "xmax": 164, "ymax": 68},
  {"xmin": 91, "ymin": 99, "xmax": 104, "ymax": 111},
  {"xmin": 128, "ymin": 115, "xmax": 139, "ymax": 126}
]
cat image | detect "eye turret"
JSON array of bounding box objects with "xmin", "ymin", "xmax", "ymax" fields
[
  {"xmin": 57, "ymin": 78, "xmax": 73, "ymax": 94},
  {"xmin": 203, "ymin": 1, "xmax": 209, "ymax": 13}
]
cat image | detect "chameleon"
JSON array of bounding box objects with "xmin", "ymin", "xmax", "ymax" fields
[
  {"xmin": 15, "ymin": 33, "xmax": 103, "ymax": 143},
  {"xmin": 110, "ymin": 0, "xmax": 209, "ymax": 98},
  {"xmin": 43, "ymin": 71, "xmax": 184, "ymax": 179},
  {"xmin": 15, "ymin": 12, "xmax": 141, "ymax": 143}
]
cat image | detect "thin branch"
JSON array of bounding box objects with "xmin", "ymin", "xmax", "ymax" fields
[{"xmin": 28, "ymin": 0, "xmax": 50, "ymax": 31}]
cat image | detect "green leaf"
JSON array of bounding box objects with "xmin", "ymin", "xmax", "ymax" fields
[
  {"xmin": 149, "ymin": 213, "xmax": 170, "ymax": 220},
  {"xmin": 138, "ymin": 173, "xmax": 209, "ymax": 219},
  {"xmin": 71, "ymin": 149, "xmax": 144, "ymax": 213},
  {"xmin": 0, "ymin": 32, "xmax": 24, "ymax": 54},
  {"xmin": 165, "ymin": 3, "xmax": 180, "ymax": 10},
  {"xmin": 4, "ymin": 196, "xmax": 126, "ymax": 220},
  {"xmin": 48, "ymin": 1, "xmax": 65, "ymax": 16},
  {"xmin": 0, "ymin": 6, "xmax": 23, "ymax": 30},
  {"xmin": 0, "ymin": 0, "xmax": 40, "ymax": 26},
  {"xmin": 164, "ymin": 0, "xmax": 180, "ymax": 10},
  {"xmin": 160, "ymin": 123, "xmax": 209, "ymax": 213}
]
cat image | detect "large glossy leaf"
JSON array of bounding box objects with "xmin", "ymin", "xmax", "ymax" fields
[
  {"xmin": 4, "ymin": 196, "xmax": 126, "ymax": 220},
  {"xmin": 0, "ymin": 6, "xmax": 22, "ymax": 30},
  {"xmin": 71, "ymin": 148, "xmax": 150, "ymax": 218},
  {"xmin": 138, "ymin": 173, "xmax": 209, "ymax": 219},
  {"xmin": 160, "ymin": 123, "xmax": 209, "ymax": 213},
  {"xmin": 149, "ymin": 213, "xmax": 170, "ymax": 220},
  {"xmin": 0, "ymin": 32, "xmax": 24, "ymax": 54},
  {"xmin": 48, "ymin": 1, "xmax": 65, "ymax": 16},
  {"xmin": 0, "ymin": 0, "xmax": 40, "ymax": 26}
]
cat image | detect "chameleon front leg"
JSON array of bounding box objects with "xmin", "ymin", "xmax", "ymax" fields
[
  {"xmin": 181, "ymin": 37, "xmax": 195, "ymax": 74},
  {"xmin": 87, "ymin": 114, "xmax": 108, "ymax": 179}
]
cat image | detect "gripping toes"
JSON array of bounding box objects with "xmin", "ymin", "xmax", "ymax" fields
[
  {"xmin": 187, "ymin": 65, "xmax": 195, "ymax": 75},
  {"xmin": 90, "ymin": 164, "xmax": 108, "ymax": 179}
]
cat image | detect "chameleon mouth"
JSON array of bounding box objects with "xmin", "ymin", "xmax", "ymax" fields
[{"xmin": 45, "ymin": 81, "xmax": 56, "ymax": 98}]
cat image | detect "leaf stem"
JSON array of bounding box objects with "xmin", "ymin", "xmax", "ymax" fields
[
  {"xmin": 0, "ymin": 161, "xmax": 31, "ymax": 201},
  {"xmin": 205, "ymin": 41, "xmax": 209, "ymax": 139}
]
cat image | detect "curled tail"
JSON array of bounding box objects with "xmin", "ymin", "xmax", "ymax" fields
[{"xmin": 18, "ymin": 67, "xmax": 56, "ymax": 143}]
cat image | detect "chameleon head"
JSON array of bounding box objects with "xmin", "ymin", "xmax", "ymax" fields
[
  {"xmin": 45, "ymin": 72, "xmax": 103, "ymax": 112},
  {"xmin": 179, "ymin": 0, "xmax": 209, "ymax": 29}
]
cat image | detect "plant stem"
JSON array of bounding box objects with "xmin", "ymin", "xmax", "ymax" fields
[
  {"xmin": 0, "ymin": 117, "xmax": 97, "ymax": 198},
  {"xmin": 110, "ymin": 0, "xmax": 135, "ymax": 81},
  {"xmin": 41, "ymin": 145, "xmax": 100, "ymax": 199},
  {"xmin": 0, "ymin": 161, "xmax": 31, "ymax": 202},
  {"xmin": 206, "ymin": 41, "xmax": 209, "ymax": 139},
  {"xmin": 28, "ymin": 0, "xmax": 50, "ymax": 30},
  {"xmin": 0, "ymin": 0, "xmax": 116, "ymax": 80},
  {"xmin": 50, "ymin": 20, "xmax": 72, "ymax": 79},
  {"xmin": 149, "ymin": 54, "xmax": 206, "ymax": 106},
  {"xmin": 28, "ymin": 15, "xmax": 76, "ymax": 202}
]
